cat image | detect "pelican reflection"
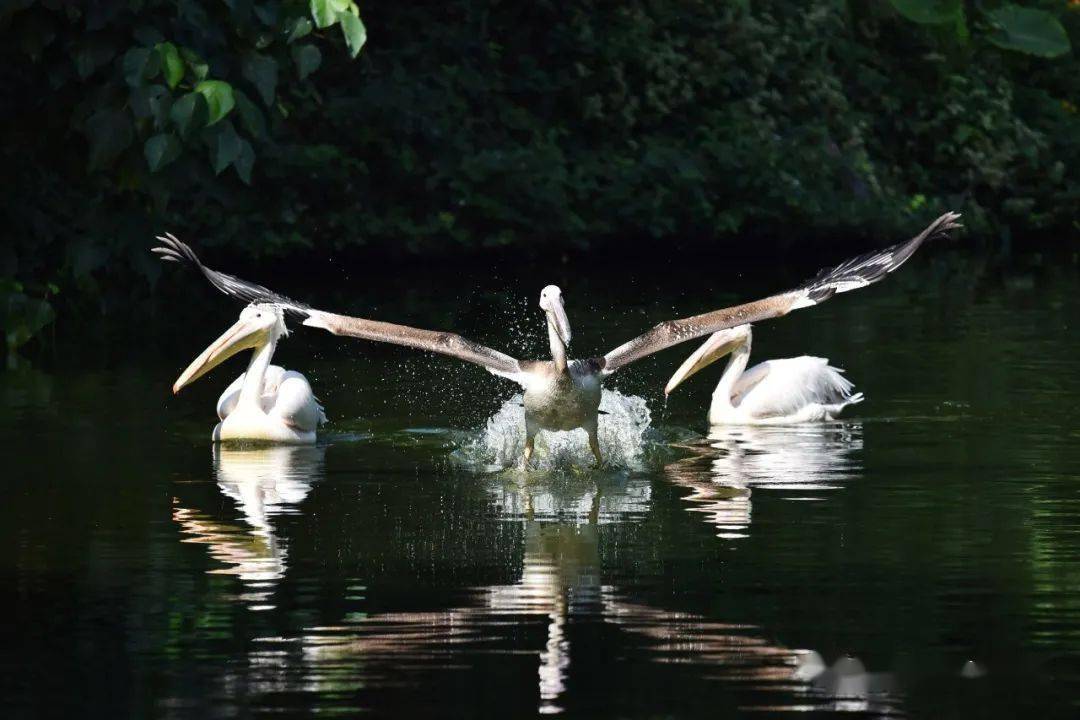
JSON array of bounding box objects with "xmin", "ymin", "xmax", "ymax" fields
[
  {"xmin": 285, "ymin": 475, "xmax": 893, "ymax": 714},
  {"xmin": 173, "ymin": 444, "xmax": 325, "ymax": 608},
  {"xmin": 665, "ymin": 423, "xmax": 863, "ymax": 538},
  {"xmin": 793, "ymin": 652, "xmax": 897, "ymax": 713}
]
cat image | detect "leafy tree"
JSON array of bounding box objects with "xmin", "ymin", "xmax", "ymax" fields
[
  {"xmin": 3, "ymin": 1, "xmax": 1080, "ymax": 367},
  {"xmin": 0, "ymin": 0, "xmax": 366, "ymax": 364}
]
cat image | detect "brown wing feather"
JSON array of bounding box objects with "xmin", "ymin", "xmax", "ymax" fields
[
  {"xmin": 153, "ymin": 233, "xmax": 522, "ymax": 376},
  {"xmin": 305, "ymin": 311, "xmax": 522, "ymax": 376},
  {"xmin": 601, "ymin": 211, "xmax": 960, "ymax": 373},
  {"xmin": 601, "ymin": 294, "xmax": 799, "ymax": 373}
]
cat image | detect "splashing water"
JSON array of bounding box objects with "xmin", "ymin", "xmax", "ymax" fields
[{"xmin": 455, "ymin": 388, "xmax": 654, "ymax": 471}]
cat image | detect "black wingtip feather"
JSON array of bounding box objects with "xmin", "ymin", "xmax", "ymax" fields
[
  {"xmin": 152, "ymin": 232, "xmax": 311, "ymax": 323},
  {"xmin": 803, "ymin": 211, "xmax": 961, "ymax": 301}
]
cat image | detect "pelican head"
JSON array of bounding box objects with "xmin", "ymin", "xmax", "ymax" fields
[
  {"xmin": 539, "ymin": 285, "xmax": 571, "ymax": 346},
  {"xmin": 173, "ymin": 304, "xmax": 286, "ymax": 394},
  {"xmin": 664, "ymin": 324, "xmax": 752, "ymax": 396}
]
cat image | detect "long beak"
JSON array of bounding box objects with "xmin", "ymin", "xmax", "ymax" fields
[
  {"xmin": 664, "ymin": 332, "xmax": 739, "ymax": 396},
  {"xmin": 173, "ymin": 317, "xmax": 264, "ymax": 394},
  {"xmin": 549, "ymin": 300, "xmax": 572, "ymax": 347}
]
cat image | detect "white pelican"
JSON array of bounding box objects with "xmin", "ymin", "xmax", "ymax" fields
[
  {"xmin": 172, "ymin": 303, "xmax": 326, "ymax": 443},
  {"xmin": 154, "ymin": 212, "xmax": 958, "ymax": 463},
  {"xmin": 664, "ymin": 324, "xmax": 864, "ymax": 424}
]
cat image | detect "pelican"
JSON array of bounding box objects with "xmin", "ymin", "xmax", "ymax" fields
[
  {"xmin": 154, "ymin": 212, "xmax": 958, "ymax": 463},
  {"xmin": 172, "ymin": 303, "xmax": 326, "ymax": 443},
  {"xmin": 664, "ymin": 324, "xmax": 863, "ymax": 424}
]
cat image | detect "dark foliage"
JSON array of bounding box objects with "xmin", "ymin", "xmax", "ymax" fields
[{"xmin": 1, "ymin": 1, "xmax": 1078, "ymax": 361}]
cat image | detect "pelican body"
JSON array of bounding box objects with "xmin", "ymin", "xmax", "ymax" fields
[
  {"xmin": 665, "ymin": 325, "xmax": 863, "ymax": 424},
  {"xmin": 515, "ymin": 287, "xmax": 604, "ymax": 461},
  {"xmin": 154, "ymin": 212, "xmax": 959, "ymax": 463},
  {"xmin": 172, "ymin": 304, "xmax": 326, "ymax": 443}
]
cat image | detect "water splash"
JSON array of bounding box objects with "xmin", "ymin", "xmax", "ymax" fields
[{"xmin": 455, "ymin": 388, "xmax": 654, "ymax": 471}]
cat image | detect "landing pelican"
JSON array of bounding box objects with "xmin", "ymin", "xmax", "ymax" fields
[
  {"xmin": 664, "ymin": 324, "xmax": 863, "ymax": 424},
  {"xmin": 172, "ymin": 304, "xmax": 326, "ymax": 443},
  {"xmin": 154, "ymin": 212, "xmax": 958, "ymax": 463}
]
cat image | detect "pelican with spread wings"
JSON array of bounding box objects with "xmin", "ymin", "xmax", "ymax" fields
[{"xmin": 154, "ymin": 212, "xmax": 958, "ymax": 464}]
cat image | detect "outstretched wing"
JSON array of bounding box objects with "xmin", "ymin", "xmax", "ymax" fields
[
  {"xmin": 153, "ymin": 234, "xmax": 524, "ymax": 378},
  {"xmin": 601, "ymin": 212, "xmax": 960, "ymax": 374},
  {"xmin": 153, "ymin": 233, "xmax": 311, "ymax": 322}
]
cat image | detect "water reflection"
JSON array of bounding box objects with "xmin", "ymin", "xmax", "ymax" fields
[
  {"xmin": 486, "ymin": 473, "xmax": 652, "ymax": 524},
  {"xmin": 8, "ymin": 254, "xmax": 1079, "ymax": 718},
  {"xmin": 165, "ymin": 435, "xmax": 897, "ymax": 714},
  {"xmin": 665, "ymin": 423, "xmax": 863, "ymax": 538},
  {"xmin": 207, "ymin": 470, "xmax": 895, "ymax": 714},
  {"xmin": 498, "ymin": 521, "xmax": 602, "ymax": 714},
  {"xmin": 792, "ymin": 652, "xmax": 897, "ymax": 714},
  {"xmin": 289, "ymin": 488, "xmax": 614, "ymax": 714},
  {"xmin": 173, "ymin": 445, "xmax": 325, "ymax": 609}
]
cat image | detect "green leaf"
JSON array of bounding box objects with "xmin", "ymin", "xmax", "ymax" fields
[
  {"xmin": 156, "ymin": 42, "xmax": 184, "ymax": 89},
  {"xmin": 339, "ymin": 11, "xmax": 366, "ymax": 58},
  {"xmin": 131, "ymin": 85, "xmax": 172, "ymax": 129},
  {"xmin": 330, "ymin": 0, "xmax": 351, "ymax": 11},
  {"xmin": 242, "ymin": 52, "xmax": 278, "ymax": 106},
  {"xmin": 310, "ymin": 0, "xmax": 336, "ymax": 29},
  {"xmin": 234, "ymin": 138, "xmax": 255, "ymax": 184},
  {"xmin": 69, "ymin": 240, "xmax": 107, "ymax": 278},
  {"xmin": 144, "ymin": 133, "xmax": 182, "ymax": 172},
  {"xmin": 123, "ymin": 47, "xmax": 160, "ymax": 86},
  {"xmin": 234, "ymin": 90, "xmax": 267, "ymax": 138},
  {"xmin": 211, "ymin": 120, "xmax": 242, "ymax": 174},
  {"xmin": 888, "ymin": 0, "xmax": 961, "ymax": 25},
  {"xmin": 194, "ymin": 80, "xmax": 236, "ymax": 125},
  {"xmin": 149, "ymin": 88, "xmax": 173, "ymax": 128},
  {"xmin": 986, "ymin": 5, "xmax": 1071, "ymax": 59},
  {"xmin": 292, "ymin": 44, "xmax": 322, "ymax": 80},
  {"xmin": 85, "ymin": 108, "xmax": 133, "ymax": 171},
  {"xmin": 253, "ymin": 30, "xmax": 276, "ymax": 51},
  {"xmin": 74, "ymin": 39, "xmax": 115, "ymax": 79},
  {"xmin": 180, "ymin": 47, "xmax": 209, "ymax": 81},
  {"xmin": 170, "ymin": 92, "xmax": 209, "ymax": 137},
  {"xmin": 288, "ymin": 16, "xmax": 313, "ymax": 43},
  {"xmin": 3, "ymin": 293, "xmax": 55, "ymax": 352},
  {"xmin": 133, "ymin": 26, "xmax": 164, "ymax": 46},
  {"xmin": 254, "ymin": 3, "xmax": 278, "ymax": 26},
  {"xmin": 131, "ymin": 84, "xmax": 165, "ymax": 119}
]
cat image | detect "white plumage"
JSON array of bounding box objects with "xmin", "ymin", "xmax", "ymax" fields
[
  {"xmin": 156, "ymin": 213, "xmax": 959, "ymax": 458},
  {"xmin": 173, "ymin": 304, "xmax": 326, "ymax": 444},
  {"xmin": 666, "ymin": 325, "xmax": 863, "ymax": 425},
  {"xmin": 216, "ymin": 365, "xmax": 327, "ymax": 434}
]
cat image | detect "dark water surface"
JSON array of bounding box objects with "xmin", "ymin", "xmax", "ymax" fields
[{"xmin": 3, "ymin": 249, "xmax": 1079, "ymax": 718}]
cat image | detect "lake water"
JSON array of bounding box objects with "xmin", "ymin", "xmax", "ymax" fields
[{"xmin": 2, "ymin": 247, "xmax": 1079, "ymax": 718}]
